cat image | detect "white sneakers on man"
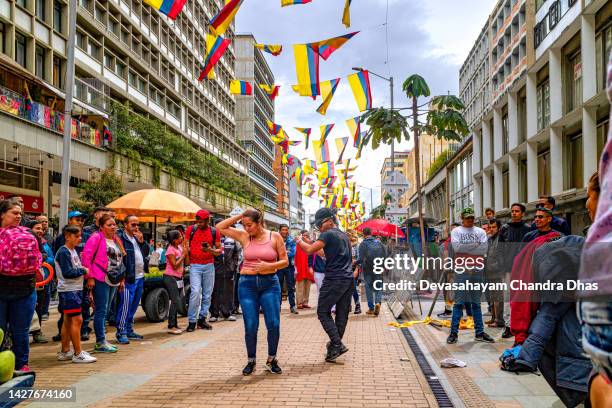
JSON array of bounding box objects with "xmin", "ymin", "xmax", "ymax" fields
[{"xmin": 72, "ymin": 351, "xmax": 97, "ymax": 363}]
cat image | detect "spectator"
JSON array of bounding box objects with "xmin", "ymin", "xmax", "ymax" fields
[
  {"xmin": 116, "ymin": 215, "xmax": 149, "ymax": 344},
  {"xmin": 437, "ymin": 223, "xmax": 459, "ymax": 318},
  {"xmin": 0, "ymin": 199, "xmax": 41, "ymax": 372},
  {"xmin": 295, "ymin": 230, "xmax": 314, "ymax": 309},
  {"xmin": 185, "ymin": 209, "xmax": 221, "ymax": 332},
  {"xmin": 36, "ymin": 214, "xmax": 52, "ymax": 243},
  {"xmin": 485, "ymin": 219, "xmax": 505, "ymax": 328},
  {"xmin": 216, "ymin": 209, "xmax": 288, "ymax": 375},
  {"xmin": 81, "ymin": 214, "xmax": 126, "ymax": 353},
  {"xmin": 446, "ymin": 207, "xmax": 494, "ymax": 345},
  {"xmin": 27, "ymin": 219, "xmax": 52, "ymax": 344},
  {"xmin": 82, "ymin": 206, "xmax": 112, "ymax": 243},
  {"xmin": 484, "ymin": 208, "xmax": 495, "ymax": 221},
  {"xmin": 55, "ymin": 225, "xmax": 96, "ymax": 363},
  {"xmin": 277, "ymin": 224, "xmax": 298, "ymax": 314},
  {"xmin": 348, "ymin": 232, "xmax": 362, "ymax": 315},
  {"xmin": 7, "ymin": 196, "xmax": 29, "ymax": 226},
  {"xmin": 53, "ymin": 211, "xmax": 86, "ymax": 254},
  {"xmin": 296, "ymin": 208, "xmax": 355, "ymax": 362},
  {"xmin": 164, "ymin": 230, "xmax": 187, "ymax": 335},
  {"xmin": 210, "ymin": 231, "xmax": 240, "ymax": 322},
  {"xmin": 531, "ymin": 196, "xmax": 571, "ymax": 235},
  {"xmin": 523, "ymin": 208, "xmax": 561, "ymax": 243},
  {"xmin": 357, "ymin": 227, "xmax": 386, "ymax": 316}
]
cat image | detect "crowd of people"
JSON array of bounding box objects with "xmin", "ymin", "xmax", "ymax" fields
[{"xmin": 0, "ymin": 202, "xmax": 389, "ymax": 377}]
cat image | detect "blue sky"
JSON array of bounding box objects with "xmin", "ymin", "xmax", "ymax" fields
[{"xmin": 235, "ymin": 0, "xmax": 495, "ymax": 216}]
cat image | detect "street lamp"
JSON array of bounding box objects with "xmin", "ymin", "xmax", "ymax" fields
[{"xmin": 351, "ymin": 67, "xmax": 395, "ymax": 170}]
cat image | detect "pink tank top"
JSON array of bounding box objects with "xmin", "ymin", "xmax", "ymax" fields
[{"xmin": 241, "ymin": 231, "xmax": 277, "ymax": 275}]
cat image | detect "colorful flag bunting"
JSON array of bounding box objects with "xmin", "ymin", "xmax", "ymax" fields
[
  {"xmin": 313, "ymin": 139, "xmax": 330, "ymax": 163},
  {"xmin": 311, "ymin": 32, "xmax": 359, "ymax": 60},
  {"xmin": 342, "ymin": 0, "xmax": 352, "ymax": 28},
  {"xmin": 267, "ymin": 120, "xmax": 283, "ymax": 135},
  {"xmin": 316, "ymin": 78, "xmax": 341, "ymax": 115},
  {"xmin": 259, "ymin": 84, "xmax": 281, "ymax": 100},
  {"xmin": 348, "ymin": 70, "xmax": 373, "ymax": 111},
  {"xmin": 295, "ymin": 127, "xmax": 312, "ymax": 149},
  {"xmin": 254, "ymin": 44, "xmax": 283, "ymax": 56},
  {"xmin": 199, "ymin": 34, "xmax": 230, "ymax": 81},
  {"xmin": 293, "ymin": 44, "xmax": 320, "ymax": 97},
  {"xmin": 291, "ymin": 167, "xmax": 304, "ymax": 185},
  {"xmin": 303, "ymin": 159, "xmax": 317, "ymax": 175},
  {"xmin": 209, "ymin": 0, "xmax": 244, "ymax": 36},
  {"xmin": 281, "ymin": 0, "xmax": 312, "ymax": 5},
  {"xmin": 230, "ymin": 80, "xmax": 253, "ymax": 95},
  {"xmin": 335, "ymin": 137, "xmax": 349, "ymax": 164},
  {"xmin": 355, "ymin": 131, "xmax": 370, "ymax": 159},
  {"xmin": 345, "ymin": 116, "xmax": 362, "ymax": 147},
  {"xmin": 143, "ymin": 0, "xmax": 186, "ymax": 20},
  {"xmin": 319, "ymin": 123, "xmax": 334, "ymax": 143}
]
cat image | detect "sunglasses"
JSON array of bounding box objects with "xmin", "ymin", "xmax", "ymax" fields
[
  {"xmin": 129, "ymin": 223, "xmax": 139, "ymax": 227},
  {"xmin": 534, "ymin": 215, "xmax": 549, "ymax": 219}
]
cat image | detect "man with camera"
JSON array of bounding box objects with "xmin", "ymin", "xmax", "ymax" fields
[{"xmin": 186, "ymin": 209, "xmax": 222, "ymax": 332}]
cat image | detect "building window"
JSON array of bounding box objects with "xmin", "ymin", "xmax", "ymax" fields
[
  {"xmin": 502, "ymin": 112, "xmax": 509, "ymax": 154},
  {"xmin": 566, "ymin": 50, "xmax": 582, "ymax": 113},
  {"xmin": 103, "ymin": 52, "xmax": 113, "ymax": 69},
  {"xmin": 537, "ymin": 80, "xmax": 550, "ymax": 130},
  {"xmin": 0, "ymin": 22, "xmax": 5, "ymax": 55},
  {"xmin": 115, "ymin": 61, "xmax": 125, "ymax": 78},
  {"xmin": 36, "ymin": 0, "xmax": 46, "ymax": 21},
  {"xmin": 595, "ymin": 23, "xmax": 612, "ymax": 93},
  {"xmin": 87, "ymin": 41, "xmax": 100, "ymax": 60},
  {"xmin": 52, "ymin": 56, "xmax": 63, "ymax": 88},
  {"xmin": 538, "ymin": 149, "xmax": 551, "ymax": 196},
  {"xmin": 502, "ymin": 170, "xmax": 509, "ymax": 209},
  {"xmin": 548, "ymin": 1, "xmax": 560, "ymax": 29},
  {"xmin": 519, "ymin": 158, "xmax": 527, "ymax": 203},
  {"xmin": 15, "ymin": 33, "xmax": 27, "ymax": 68},
  {"xmin": 53, "ymin": 1, "xmax": 62, "ymax": 32},
  {"xmin": 597, "ymin": 120, "xmax": 609, "ymax": 161},
  {"xmin": 16, "ymin": 0, "xmax": 26, "ymax": 8},
  {"xmin": 35, "ymin": 45, "xmax": 46, "ymax": 78},
  {"xmin": 0, "ymin": 161, "xmax": 40, "ymax": 191},
  {"xmin": 565, "ymin": 133, "xmax": 583, "ymax": 190},
  {"xmin": 94, "ymin": 6, "xmax": 104, "ymax": 22}
]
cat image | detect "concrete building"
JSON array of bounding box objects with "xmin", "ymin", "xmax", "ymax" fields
[
  {"xmin": 234, "ymin": 34, "xmax": 278, "ymax": 214},
  {"xmin": 0, "ymin": 0, "xmax": 250, "ymax": 218},
  {"xmin": 470, "ymin": 0, "xmax": 610, "ymax": 233}
]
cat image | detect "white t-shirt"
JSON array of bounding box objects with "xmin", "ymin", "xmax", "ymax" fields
[
  {"xmin": 450, "ymin": 226, "xmax": 488, "ymax": 256},
  {"xmin": 127, "ymin": 234, "xmax": 145, "ymax": 279}
]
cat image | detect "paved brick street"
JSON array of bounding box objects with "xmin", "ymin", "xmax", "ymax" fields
[{"xmin": 25, "ymin": 294, "xmax": 437, "ymax": 408}]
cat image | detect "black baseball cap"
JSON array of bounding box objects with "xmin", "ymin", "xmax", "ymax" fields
[{"xmin": 314, "ymin": 208, "xmax": 335, "ymax": 228}]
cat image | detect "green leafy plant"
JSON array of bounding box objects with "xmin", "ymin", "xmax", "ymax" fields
[
  {"xmin": 427, "ymin": 149, "xmax": 453, "ymax": 179},
  {"xmin": 70, "ymin": 169, "xmax": 124, "ymax": 223}
]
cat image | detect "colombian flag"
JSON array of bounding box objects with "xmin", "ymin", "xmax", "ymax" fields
[
  {"xmin": 293, "ymin": 43, "xmax": 320, "ymax": 96},
  {"xmin": 210, "ymin": 0, "xmax": 244, "ymax": 36},
  {"xmin": 311, "ymin": 32, "xmax": 359, "ymax": 60},
  {"xmin": 267, "ymin": 120, "xmax": 283, "ymax": 135},
  {"xmin": 255, "ymin": 44, "xmax": 283, "ymax": 56},
  {"xmin": 259, "ymin": 84, "xmax": 280, "ymax": 100},
  {"xmin": 295, "ymin": 127, "xmax": 312, "ymax": 149},
  {"xmin": 342, "ymin": 0, "xmax": 352, "ymax": 28},
  {"xmin": 199, "ymin": 35, "xmax": 230, "ymax": 81},
  {"xmin": 303, "ymin": 159, "xmax": 317, "ymax": 175},
  {"xmin": 316, "ymin": 78, "xmax": 341, "ymax": 115},
  {"xmin": 143, "ymin": 0, "xmax": 186, "ymax": 20},
  {"xmin": 281, "ymin": 0, "xmax": 312, "ymax": 6},
  {"xmin": 335, "ymin": 137, "xmax": 349, "ymax": 164},
  {"xmin": 348, "ymin": 70, "xmax": 372, "ymax": 111},
  {"xmin": 345, "ymin": 116, "xmax": 361, "ymax": 147},
  {"xmin": 291, "ymin": 167, "xmax": 304, "ymax": 185},
  {"xmin": 319, "ymin": 123, "xmax": 334, "ymax": 143},
  {"xmin": 230, "ymin": 80, "xmax": 252, "ymax": 95},
  {"xmin": 313, "ymin": 139, "xmax": 330, "ymax": 163}
]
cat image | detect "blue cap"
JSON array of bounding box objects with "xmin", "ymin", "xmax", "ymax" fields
[{"xmin": 68, "ymin": 210, "xmax": 84, "ymax": 219}]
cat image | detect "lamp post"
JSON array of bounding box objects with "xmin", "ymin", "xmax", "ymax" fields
[{"xmin": 351, "ymin": 67, "xmax": 394, "ymax": 169}]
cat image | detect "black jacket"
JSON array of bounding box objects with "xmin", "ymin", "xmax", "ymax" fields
[
  {"xmin": 485, "ymin": 233, "xmax": 504, "ymax": 280},
  {"xmin": 119, "ymin": 229, "xmax": 150, "ymax": 284}
]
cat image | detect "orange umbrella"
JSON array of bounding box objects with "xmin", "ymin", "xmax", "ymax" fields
[{"xmin": 107, "ymin": 189, "xmax": 202, "ymax": 223}]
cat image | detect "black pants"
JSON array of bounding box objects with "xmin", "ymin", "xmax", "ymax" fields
[
  {"xmin": 317, "ymin": 278, "xmax": 354, "ymax": 347},
  {"xmin": 233, "ymin": 272, "xmax": 240, "ymax": 311},
  {"xmin": 210, "ymin": 274, "xmax": 234, "ymax": 319},
  {"xmin": 277, "ymin": 266, "xmax": 296, "ymax": 308},
  {"xmin": 163, "ymin": 275, "xmax": 182, "ymax": 328}
]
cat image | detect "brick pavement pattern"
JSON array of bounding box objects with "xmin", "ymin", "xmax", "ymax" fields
[{"xmin": 25, "ymin": 294, "xmax": 437, "ymax": 408}]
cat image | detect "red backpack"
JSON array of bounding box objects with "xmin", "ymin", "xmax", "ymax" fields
[{"xmin": 0, "ymin": 225, "xmax": 42, "ymax": 276}]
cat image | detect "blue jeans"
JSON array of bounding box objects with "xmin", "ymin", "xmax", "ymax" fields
[
  {"xmin": 0, "ymin": 291, "xmax": 36, "ymax": 369},
  {"xmin": 116, "ymin": 278, "xmax": 144, "ymax": 336},
  {"xmin": 276, "ymin": 266, "xmax": 296, "ymax": 308},
  {"xmin": 238, "ymin": 274, "xmax": 281, "ymax": 359},
  {"xmin": 92, "ymin": 280, "xmax": 112, "ymax": 343},
  {"xmin": 450, "ymin": 302, "xmax": 484, "ymax": 336},
  {"xmin": 579, "ymin": 301, "xmax": 612, "ymax": 383},
  {"xmin": 363, "ymin": 274, "xmax": 382, "ymax": 311},
  {"xmin": 188, "ymin": 263, "xmax": 215, "ymax": 323}
]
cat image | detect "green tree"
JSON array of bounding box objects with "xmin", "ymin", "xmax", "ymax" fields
[{"xmin": 70, "ymin": 169, "xmax": 124, "ymax": 221}]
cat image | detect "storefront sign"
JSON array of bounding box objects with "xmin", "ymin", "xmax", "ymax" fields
[{"xmin": 0, "ymin": 191, "xmax": 44, "ymax": 214}]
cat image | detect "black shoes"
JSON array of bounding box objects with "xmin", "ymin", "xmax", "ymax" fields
[
  {"xmin": 242, "ymin": 361, "xmax": 256, "ymax": 376},
  {"xmin": 80, "ymin": 332, "xmax": 90, "ymax": 341},
  {"xmin": 437, "ymin": 309, "xmax": 452, "ymax": 318},
  {"xmin": 446, "ymin": 333, "xmax": 458, "ymax": 344},
  {"xmin": 186, "ymin": 322, "xmax": 196, "ymax": 332},
  {"xmin": 197, "ymin": 319, "xmax": 213, "ymax": 330},
  {"xmin": 354, "ymin": 304, "xmax": 362, "ymax": 314},
  {"xmin": 265, "ymin": 359, "xmax": 282, "ymax": 374},
  {"xmin": 475, "ymin": 332, "xmax": 495, "ymax": 343},
  {"xmin": 290, "ymin": 306, "xmax": 299, "ymax": 314},
  {"xmin": 52, "ymin": 333, "xmax": 62, "ymax": 342},
  {"xmin": 502, "ymin": 326, "xmax": 513, "ymax": 339},
  {"xmin": 325, "ymin": 343, "xmax": 349, "ymax": 362}
]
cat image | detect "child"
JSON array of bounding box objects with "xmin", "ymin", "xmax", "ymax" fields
[{"xmin": 54, "ymin": 225, "xmax": 97, "ymax": 363}]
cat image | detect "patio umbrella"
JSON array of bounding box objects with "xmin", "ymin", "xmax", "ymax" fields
[
  {"xmin": 106, "ymin": 189, "xmax": 202, "ymax": 223},
  {"xmin": 356, "ymin": 218, "xmax": 405, "ymax": 239}
]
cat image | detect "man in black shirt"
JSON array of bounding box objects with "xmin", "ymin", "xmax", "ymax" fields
[
  {"xmin": 523, "ymin": 208, "xmax": 563, "ymax": 243},
  {"xmin": 296, "ymin": 208, "xmax": 353, "ymax": 362}
]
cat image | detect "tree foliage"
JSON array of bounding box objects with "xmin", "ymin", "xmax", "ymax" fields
[
  {"xmin": 70, "ymin": 169, "xmax": 124, "ymax": 222},
  {"xmin": 425, "ymin": 95, "xmax": 469, "ymax": 142},
  {"xmin": 360, "ymin": 107, "xmax": 409, "ymax": 150},
  {"xmin": 426, "ymin": 149, "xmax": 454, "ymax": 179},
  {"xmin": 402, "ymin": 74, "xmax": 431, "ymax": 99},
  {"xmin": 110, "ymin": 102, "xmax": 261, "ymax": 204}
]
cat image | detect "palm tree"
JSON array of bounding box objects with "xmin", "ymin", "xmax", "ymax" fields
[{"xmin": 362, "ymin": 74, "xmax": 469, "ymax": 257}]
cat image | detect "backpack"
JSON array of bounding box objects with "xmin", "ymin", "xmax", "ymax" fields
[
  {"xmin": 0, "ymin": 226, "xmax": 42, "ymax": 276},
  {"xmin": 189, "ymin": 226, "xmax": 217, "ymax": 248},
  {"xmin": 362, "ymin": 239, "xmax": 386, "ymax": 272}
]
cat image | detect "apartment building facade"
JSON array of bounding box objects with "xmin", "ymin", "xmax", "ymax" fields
[
  {"xmin": 0, "ymin": 0, "xmax": 250, "ymax": 217},
  {"xmin": 234, "ymin": 34, "xmax": 279, "ymax": 213}
]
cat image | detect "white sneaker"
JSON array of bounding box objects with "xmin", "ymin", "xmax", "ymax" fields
[
  {"xmin": 57, "ymin": 350, "xmax": 74, "ymax": 361},
  {"xmin": 225, "ymin": 316, "xmax": 236, "ymax": 321},
  {"xmin": 208, "ymin": 317, "xmax": 218, "ymax": 322},
  {"xmin": 72, "ymin": 351, "xmax": 97, "ymax": 363}
]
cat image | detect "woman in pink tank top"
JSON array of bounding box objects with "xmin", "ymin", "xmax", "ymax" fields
[{"xmin": 216, "ymin": 209, "xmax": 288, "ymax": 376}]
